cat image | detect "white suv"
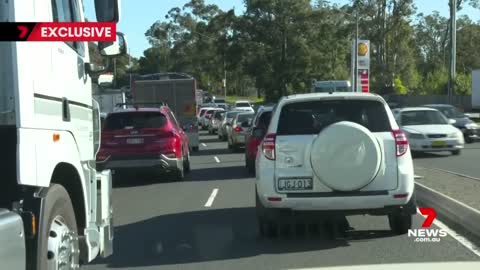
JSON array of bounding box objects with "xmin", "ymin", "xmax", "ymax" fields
[
  {"xmin": 255, "ymin": 93, "xmax": 416, "ymax": 237},
  {"xmin": 234, "ymin": 100, "xmax": 255, "ymax": 113}
]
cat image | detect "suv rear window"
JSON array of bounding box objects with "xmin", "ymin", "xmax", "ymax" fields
[
  {"xmin": 237, "ymin": 114, "xmax": 254, "ymax": 123},
  {"xmin": 277, "ymin": 100, "xmax": 391, "ymax": 135},
  {"xmin": 104, "ymin": 112, "xmax": 167, "ymax": 130}
]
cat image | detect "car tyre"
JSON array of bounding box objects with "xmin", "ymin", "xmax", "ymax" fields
[
  {"xmin": 452, "ymin": 150, "xmax": 461, "ymax": 155},
  {"xmin": 256, "ymin": 189, "xmax": 278, "ymax": 238},
  {"xmin": 184, "ymin": 150, "xmax": 191, "ymax": 173},
  {"xmin": 174, "ymin": 158, "xmax": 185, "ymax": 181},
  {"xmin": 465, "ymin": 135, "xmax": 474, "ymax": 144},
  {"xmin": 388, "ymin": 213, "xmax": 412, "ymax": 235}
]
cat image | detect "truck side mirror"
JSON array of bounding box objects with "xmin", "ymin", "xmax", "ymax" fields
[
  {"xmin": 95, "ymin": 0, "xmax": 121, "ymax": 22},
  {"xmin": 99, "ymin": 32, "xmax": 128, "ymax": 57}
]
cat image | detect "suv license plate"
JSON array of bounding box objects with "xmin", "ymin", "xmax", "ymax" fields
[
  {"xmin": 126, "ymin": 138, "xmax": 144, "ymax": 144},
  {"xmin": 278, "ymin": 178, "xmax": 313, "ymax": 191}
]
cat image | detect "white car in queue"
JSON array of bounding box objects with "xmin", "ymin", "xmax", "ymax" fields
[
  {"xmin": 393, "ymin": 107, "xmax": 464, "ymax": 155},
  {"xmin": 234, "ymin": 100, "xmax": 255, "ymax": 113},
  {"xmin": 255, "ymin": 92, "xmax": 416, "ymax": 237}
]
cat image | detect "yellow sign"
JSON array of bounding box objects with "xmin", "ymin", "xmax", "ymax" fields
[{"xmin": 358, "ymin": 42, "xmax": 369, "ymax": 56}]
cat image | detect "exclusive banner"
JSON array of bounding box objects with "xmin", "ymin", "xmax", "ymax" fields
[{"xmin": 0, "ymin": 22, "xmax": 116, "ymax": 42}]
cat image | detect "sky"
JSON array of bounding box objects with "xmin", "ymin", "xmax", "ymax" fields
[{"xmin": 84, "ymin": 0, "xmax": 480, "ymax": 58}]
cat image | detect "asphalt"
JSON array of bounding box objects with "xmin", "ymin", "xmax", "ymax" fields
[
  {"xmin": 85, "ymin": 132, "xmax": 480, "ymax": 270},
  {"xmin": 413, "ymin": 143, "xmax": 480, "ymax": 179}
]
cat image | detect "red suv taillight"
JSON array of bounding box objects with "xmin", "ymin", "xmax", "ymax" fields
[
  {"xmin": 262, "ymin": 133, "xmax": 276, "ymax": 160},
  {"xmin": 393, "ymin": 129, "xmax": 408, "ymax": 157},
  {"xmin": 234, "ymin": 126, "xmax": 242, "ymax": 133}
]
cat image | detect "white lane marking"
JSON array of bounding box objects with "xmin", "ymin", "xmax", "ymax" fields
[
  {"xmin": 417, "ymin": 208, "xmax": 480, "ymax": 257},
  {"xmin": 201, "ymin": 143, "xmax": 207, "ymax": 147},
  {"xmin": 417, "ymin": 166, "xmax": 480, "ymax": 181},
  {"xmin": 414, "ymin": 175, "xmax": 424, "ymax": 179},
  {"xmin": 204, "ymin": 188, "xmax": 219, "ymax": 207},
  {"xmin": 214, "ymin": 156, "xmax": 220, "ymax": 163}
]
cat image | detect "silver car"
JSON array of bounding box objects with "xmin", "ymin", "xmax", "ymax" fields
[
  {"xmin": 218, "ymin": 111, "xmax": 240, "ymax": 141},
  {"xmin": 208, "ymin": 110, "xmax": 226, "ymax": 134},
  {"xmin": 227, "ymin": 112, "xmax": 255, "ymax": 151}
]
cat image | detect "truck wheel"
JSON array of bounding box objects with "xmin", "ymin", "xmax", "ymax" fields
[{"xmin": 38, "ymin": 184, "xmax": 80, "ymax": 270}]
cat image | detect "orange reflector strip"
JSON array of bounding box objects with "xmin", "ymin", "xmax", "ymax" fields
[
  {"xmin": 267, "ymin": 197, "xmax": 282, "ymax": 202},
  {"xmin": 53, "ymin": 133, "xmax": 60, "ymax": 142},
  {"xmin": 31, "ymin": 214, "xmax": 36, "ymax": 236},
  {"xmin": 393, "ymin": 193, "xmax": 409, "ymax": 199}
]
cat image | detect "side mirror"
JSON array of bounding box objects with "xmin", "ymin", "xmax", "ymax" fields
[
  {"xmin": 253, "ymin": 127, "xmax": 266, "ymax": 139},
  {"xmin": 95, "ymin": 0, "xmax": 121, "ymax": 22},
  {"xmin": 448, "ymin": 119, "xmax": 457, "ymax": 125},
  {"xmin": 99, "ymin": 32, "xmax": 128, "ymax": 57}
]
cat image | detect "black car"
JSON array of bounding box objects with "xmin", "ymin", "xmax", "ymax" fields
[{"xmin": 422, "ymin": 104, "xmax": 479, "ymax": 143}]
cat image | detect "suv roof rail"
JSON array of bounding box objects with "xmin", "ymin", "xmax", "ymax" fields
[{"xmin": 115, "ymin": 102, "xmax": 168, "ymax": 109}]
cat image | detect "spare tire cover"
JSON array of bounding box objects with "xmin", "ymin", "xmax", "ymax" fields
[{"xmin": 310, "ymin": 121, "xmax": 382, "ymax": 192}]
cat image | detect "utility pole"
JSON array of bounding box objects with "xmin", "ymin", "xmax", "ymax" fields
[
  {"xmin": 223, "ymin": 54, "xmax": 227, "ymax": 100},
  {"xmin": 113, "ymin": 58, "xmax": 117, "ymax": 89},
  {"xmin": 448, "ymin": 0, "xmax": 457, "ymax": 104},
  {"xmin": 354, "ymin": 10, "xmax": 359, "ymax": 92}
]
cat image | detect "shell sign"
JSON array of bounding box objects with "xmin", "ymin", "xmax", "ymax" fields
[{"xmin": 358, "ymin": 42, "xmax": 369, "ymax": 56}]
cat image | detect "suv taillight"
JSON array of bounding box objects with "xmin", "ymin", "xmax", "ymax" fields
[
  {"xmin": 234, "ymin": 126, "xmax": 242, "ymax": 133},
  {"xmin": 262, "ymin": 133, "xmax": 276, "ymax": 160},
  {"xmin": 393, "ymin": 129, "xmax": 408, "ymax": 157}
]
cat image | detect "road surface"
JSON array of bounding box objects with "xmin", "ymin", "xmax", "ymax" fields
[{"xmin": 85, "ymin": 132, "xmax": 480, "ymax": 270}]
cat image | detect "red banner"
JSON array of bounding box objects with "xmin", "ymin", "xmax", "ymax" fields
[{"xmin": 0, "ymin": 22, "xmax": 116, "ymax": 42}]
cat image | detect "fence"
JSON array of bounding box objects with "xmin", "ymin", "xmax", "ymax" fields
[{"xmin": 385, "ymin": 95, "xmax": 472, "ymax": 111}]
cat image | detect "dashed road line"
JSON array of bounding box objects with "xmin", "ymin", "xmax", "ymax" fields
[
  {"xmin": 204, "ymin": 188, "xmax": 219, "ymax": 207},
  {"xmin": 201, "ymin": 143, "xmax": 207, "ymax": 147},
  {"xmin": 214, "ymin": 156, "xmax": 220, "ymax": 163}
]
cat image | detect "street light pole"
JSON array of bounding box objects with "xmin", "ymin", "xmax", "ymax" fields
[{"xmin": 448, "ymin": 0, "xmax": 457, "ymax": 104}]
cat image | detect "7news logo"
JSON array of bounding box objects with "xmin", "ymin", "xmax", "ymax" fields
[{"xmin": 408, "ymin": 207, "xmax": 447, "ymax": 242}]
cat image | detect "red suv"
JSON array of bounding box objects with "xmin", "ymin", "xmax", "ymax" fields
[
  {"xmin": 245, "ymin": 105, "xmax": 274, "ymax": 174},
  {"xmin": 96, "ymin": 106, "xmax": 190, "ymax": 181}
]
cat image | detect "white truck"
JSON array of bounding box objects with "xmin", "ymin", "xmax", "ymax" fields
[
  {"xmin": 0, "ymin": 0, "xmax": 127, "ymax": 269},
  {"xmin": 472, "ymin": 70, "xmax": 480, "ymax": 110},
  {"xmin": 132, "ymin": 73, "xmax": 200, "ymax": 151},
  {"xmin": 94, "ymin": 91, "xmax": 126, "ymax": 114}
]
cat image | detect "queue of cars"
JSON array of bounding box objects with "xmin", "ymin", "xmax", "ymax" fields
[{"xmin": 200, "ymin": 94, "xmax": 476, "ymax": 238}]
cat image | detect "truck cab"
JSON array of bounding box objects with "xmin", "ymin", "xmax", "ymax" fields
[{"xmin": 0, "ymin": 0, "xmax": 127, "ymax": 269}]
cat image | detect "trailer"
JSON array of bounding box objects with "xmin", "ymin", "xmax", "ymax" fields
[{"xmin": 132, "ymin": 73, "xmax": 200, "ymax": 151}]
